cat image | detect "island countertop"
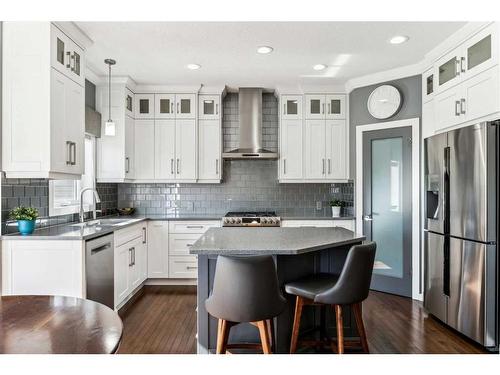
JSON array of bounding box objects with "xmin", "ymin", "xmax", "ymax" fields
[{"xmin": 189, "ymin": 227, "xmax": 365, "ymax": 255}]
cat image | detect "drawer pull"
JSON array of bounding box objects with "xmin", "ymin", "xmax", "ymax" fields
[
  {"xmin": 186, "ymin": 266, "xmax": 198, "ymax": 270},
  {"xmin": 186, "ymin": 244, "xmax": 194, "ymax": 247},
  {"xmin": 186, "ymin": 225, "xmax": 204, "ymax": 229}
]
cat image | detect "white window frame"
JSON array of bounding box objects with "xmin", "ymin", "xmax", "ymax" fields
[{"xmin": 49, "ymin": 135, "xmax": 96, "ymax": 216}]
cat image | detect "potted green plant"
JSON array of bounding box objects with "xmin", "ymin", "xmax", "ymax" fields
[
  {"xmin": 329, "ymin": 199, "xmax": 345, "ymax": 218},
  {"xmin": 9, "ymin": 206, "xmax": 39, "ymax": 235}
]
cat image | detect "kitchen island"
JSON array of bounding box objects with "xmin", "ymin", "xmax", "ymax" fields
[{"xmin": 190, "ymin": 227, "xmax": 365, "ymax": 354}]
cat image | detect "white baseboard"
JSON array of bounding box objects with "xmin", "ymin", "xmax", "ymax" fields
[{"xmin": 145, "ymin": 278, "xmax": 197, "ymax": 286}]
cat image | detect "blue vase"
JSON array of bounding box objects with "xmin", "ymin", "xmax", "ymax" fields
[{"xmin": 18, "ymin": 220, "xmax": 36, "ymax": 235}]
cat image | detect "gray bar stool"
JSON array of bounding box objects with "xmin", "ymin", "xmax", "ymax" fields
[
  {"xmin": 285, "ymin": 242, "xmax": 376, "ymax": 354},
  {"xmin": 205, "ymin": 255, "xmax": 287, "ymax": 354}
]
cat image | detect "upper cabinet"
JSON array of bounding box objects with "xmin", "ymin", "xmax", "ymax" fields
[
  {"xmin": 2, "ymin": 22, "xmax": 86, "ymax": 179},
  {"xmin": 198, "ymin": 94, "xmax": 222, "ymax": 182},
  {"xmin": 199, "ymin": 95, "xmax": 221, "ymax": 120},
  {"xmin": 282, "ymin": 95, "xmax": 303, "ymax": 120},
  {"xmin": 305, "ymin": 94, "xmax": 346, "ymax": 119},
  {"xmin": 135, "ymin": 93, "xmax": 196, "ymax": 119},
  {"xmin": 175, "ymin": 94, "xmax": 197, "ymax": 119},
  {"xmin": 155, "ymin": 94, "xmax": 176, "ymax": 119},
  {"xmin": 125, "ymin": 89, "xmax": 134, "ymax": 118},
  {"xmin": 424, "ymin": 23, "xmax": 500, "ymax": 138},
  {"xmin": 135, "ymin": 94, "xmax": 155, "ymax": 119}
]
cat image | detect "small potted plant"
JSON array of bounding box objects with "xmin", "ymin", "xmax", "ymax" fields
[
  {"xmin": 329, "ymin": 199, "xmax": 345, "ymax": 218},
  {"xmin": 9, "ymin": 206, "xmax": 39, "ymax": 235}
]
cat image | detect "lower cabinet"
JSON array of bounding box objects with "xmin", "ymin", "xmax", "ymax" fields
[
  {"xmin": 281, "ymin": 219, "xmax": 355, "ymax": 231},
  {"xmin": 114, "ymin": 223, "xmax": 148, "ymax": 308},
  {"xmin": 147, "ymin": 220, "xmax": 220, "ymax": 280}
]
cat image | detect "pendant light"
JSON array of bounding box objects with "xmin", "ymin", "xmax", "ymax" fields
[{"xmin": 104, "ymin": 58, "xmax": 117, "ymax": 136}]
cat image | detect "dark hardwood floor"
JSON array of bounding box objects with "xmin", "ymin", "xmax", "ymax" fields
[{"xmin": 117, "ymin": 286, "xmax": 487, "ymax": 354}]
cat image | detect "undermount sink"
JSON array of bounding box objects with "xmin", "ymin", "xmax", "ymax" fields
[{"xmin": 69, "ymin": 218, "xmax": 139, "ymax": 228}]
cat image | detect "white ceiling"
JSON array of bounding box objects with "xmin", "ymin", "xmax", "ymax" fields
[{"xmin": 77, "ymin": 22, "xmax": 466, "ymax": 90}]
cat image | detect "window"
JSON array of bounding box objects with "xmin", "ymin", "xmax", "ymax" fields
[{"xmin": 49, "ymin": 136, "xmax": 96, "ymax": 216}]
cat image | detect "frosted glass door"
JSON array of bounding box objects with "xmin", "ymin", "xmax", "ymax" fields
[{"xmin": 362, "ymin": 126, "xmax": 412, "ymax": 297}]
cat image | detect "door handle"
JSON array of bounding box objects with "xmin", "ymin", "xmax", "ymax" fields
[
  {"xmin": 322, "ymin": 103, "xmax": 325, "ymax": 114},
  {"xmin": 328, "ymin": 103, "xmax": 331, "ymax": 114},
  {"xmin": 128, "ymin": 248, "xmax": 133, "ymax": 267},
  {"xmin": 455, "ymin": 58, "xmax": 461, "ymax": 76},
  {"xmin": 216, "ymin": 104, "xmax": 219, "ymax": 115},
  {"xmin": 283, "ymin": 159, "xmax": 286, "ymax": 175},
  {"xmin": 90, "ymin": 243, "xmax": 111, "ymax": 254},
  {"xmin": 66, "ymin": 141, "xmax": 72, "ymax": 165},
  {"xmin": 171, "ymin": 102, "xmax": 174, "ymax": 114},
  {"xmin": 363, "ymin": 215, "xmax": 373, "ymax": 221},
  {"xmin": 460, "ymin": 98, "xmax": 466, "ymax": 115},
  {"xmin": 283, "ymin": 103, "xmax": 286, "ymax": 115},
  {"xmin": 132, "ymin": 247, "xmax": 136, "ymax": 266},
  {"xmin": 125, "ymin": 157, "xmax": 130, "ymax": 173},
  {"xmin": 70, "ymin": 53, "xmax": 75, "ymax": 72},
  {"xmin": 176, "ymin": 158, "xmax": 180, "ymax": 174},
  {"xmin": 215, "ymin": 159, "xmax": 219, "ymax": 175},
  {"xmin": 66, "ymin": 51, "xmax": 71, "ymax": 69},
  {"xmin": 328, "ymin": 159, "xmax": 331, "ymax": 174},
  {"xmin": 177, "ymin": 103, "xmax": 180, "ymax": 114},
  {"xmin": 455, "ymin": 101, "xmax": 461, "ymax": 116},
  {"xmin": 322, "ymin": 159, "xmax": 325, "ymax": 174},
  {"xmin": 460, "ymin": 57, "xmax": 466, "ymax": 73},
  {"xmin": 170, "ymin": 159, "xmax": 174, "ymax": 174},
  {"xmin": 142, "ymin": 227, "xmax": 147, "ymax": 244}
]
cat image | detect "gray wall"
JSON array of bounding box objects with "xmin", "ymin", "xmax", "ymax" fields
[
  {"xmin": 118, "ymin": 93, "xmax": 354, "ymax": 218},
  {"xmin": 349, "ymin": 74, "xmax": 422, "ymax": 177}
]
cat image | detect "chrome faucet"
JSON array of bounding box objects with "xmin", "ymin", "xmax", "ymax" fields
[{"xmin": 79, "ymin": 188, "xmax": 102, "ymax": 223}]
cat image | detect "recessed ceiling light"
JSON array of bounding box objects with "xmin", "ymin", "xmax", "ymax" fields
[
  {"xmin": 313, "ymin": 64, "xmax": 327, "ymax": 71},
  {"xmin": 257, "ymin": 46, "xmax": 274, "ymax": 54},
  {"xmin": 187, "ymin": 63, "xmax": 201, "ymax": 70},
  {"xmin": 389, "ymin": 35, "xmax": 409, "ymax": 45}
]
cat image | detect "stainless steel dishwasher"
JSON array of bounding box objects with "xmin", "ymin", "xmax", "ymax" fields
[{"xmin": 85, "ymin": 234, "xmax": 114, "ymax": 309}]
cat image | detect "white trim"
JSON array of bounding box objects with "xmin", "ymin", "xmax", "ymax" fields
[{"xmin": 355, "ymin": 118, "xmax": 422, "ymax": 301}]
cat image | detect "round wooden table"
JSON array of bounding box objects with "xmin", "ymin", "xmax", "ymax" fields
[{"xmin": 0, "ymin": 295, "xmax": 123, "ymax": 354}]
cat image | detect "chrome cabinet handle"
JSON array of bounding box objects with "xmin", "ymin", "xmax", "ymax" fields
[
  {"xmin": 328, "ymin": 103, "xmax": 331, "ymax": 114},
  {"xmin": 128, "ymin": 248, "xmax": 133, "ymax": 267},
  {"xmin": 186, "ymin": 266, "xmax": 198, "ymax": 270},
  {"xmin": 170, "ymin": 159, "xmax": 174, "ymax": 174},
  {"xmin": 70, "ymin": 53, "xmax": 75, "ymax": 72},
  {"xmin": 455, "ymin": 101, "xmax": 461, "ymax": 116},
  {"xmin": 66, "ymin": 51, "xmax": 71, "ymax": 69},
  {"xmin": 216, "ymin": 104, "xmax": 219, "ymax": 115},
  {"xmin": 186, "ymin": 244, "xmax": 193, "ymax": 247},
  {"xmin": 176, "ymin": 158, "xmax": 180, "ymax": 174},
  {"xmin": 125, "ymin": 157, "xmax": 130, "ymax": 173},
  {"xmin": 460, "ymin": 98, "xmax": 466, "ymax": 115},
  {"xmin": 283, "ymin": 103, "xmax": 286, "ymax": 115},
  {"xmin": 186, "ymin": 225, "xmax": 203, "ymax": 229},
  {"xmin": 142, "ymin": 227, "xmax": 147, "ymax": 244},
  {"xmin": 283, "ymin": 159, "xmax": 286, "ymax": 175},
  {"xmin": 328, "ymin": 159, "xmax": 331, "ymax": 174},
  {"xmin": 177, "ymin": 103, "xmax": 179, "ymax": 114},
  {"xmin": 66, "ymin": 141, "xmax": 72, "ymax": 165},
  {"xmin": 455, "ymin": 58, "xmax": 461, "ymax": 76},
  {"xmin": 71, "ymin": 142, "xmax": 76, "ymax": 165},
  {"xmin": 215, "ymin": 159, "xmax": 219, "ymax": 175},
  {"xmin": 460, "ymin": 57, "xmax": 466, "ymax": 73},
  {"xmin": 132, "ymin": 247, "xmax": 136, "ymax": 266},
  {"xmin": 322, "ymin": 103, "xmax": 325, "ymax": 114},
  {"xmin": 171, "ymin": 102, "xmax": 174, "ymax": 113},
  {"xmin": 322, "ymin": 159, "xmax": 325, "ymax": 174}
]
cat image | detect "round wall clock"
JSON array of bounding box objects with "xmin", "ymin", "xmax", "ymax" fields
[{"xmin": 367, "ymin": 85, "xmax": 402, "ymax": 119}]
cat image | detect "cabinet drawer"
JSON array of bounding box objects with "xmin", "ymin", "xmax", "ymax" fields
[
  {"xmin": 168, "ymin": 221, "xmax": 220, "ymax": 234},
  {"xmin": 169, "ymin": 233, "xmax": 201, "ymax": 256},
  {"xmin": 114, "ymin": 223, "xmax": 146, "ymax": 247},
  {"xmin": 169, "ymin": 256, "xmax": 198, "ymax": 278},
  {"xmin": 281, "ymin": 220, "xmax": 335, "ymax": 227}
]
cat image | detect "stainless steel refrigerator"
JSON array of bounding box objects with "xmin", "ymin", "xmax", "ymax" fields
[{"xmin": 424, "ymin": 121, "xmax": 498, "ymax": 351}]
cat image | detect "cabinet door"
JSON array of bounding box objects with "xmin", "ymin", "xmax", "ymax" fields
[
  {"xmin": 50, "ymin": 69, "xmax": 71, "ymax": 174},
  {"xmin": 198, "ymin": 120, "xmax": 221, "ymax": 180},
  {"xmin": 199, "ymin": 95, "xmax": 220, "ymax": 120},
  {"xmin": 304, "ymin": 120, "xmax": 326, "ymax": 179},
  {"xmin": 175, "ymin": 119, "xmax": 197, "ymax": 180},
  {"xmin": 155, "ymin": 94, "xmax": 176, "ymax": 119},
  {"xmin": 124, "ymin": 116, "xmax": 135, "ymax": 179},
  {"xmin": 50, "ymin": 25, "xmax": 71, "ymax": 78},
  {"xmin": 147, "ymin": 222, "xmax": 169, "ymax": 278},
  {"xmin": 422, "ymin": 68, "xmax": 435, "ymax": 103},
  {"xmin": 169, "ymin": 256, "xmax": 198, "ymax": 278},
  {"xmin": 114, "ymin": 242, "xmax": 131, "ymax": 307},
  {"xmin": 436, "ymin": 49, "xmax": 462, "ymax": 93},
  {"xmin": 325, "ymin": 120, "xmax": 347, "ymax": 179},
  {"xmin": 280, "ymin": 119, "xmax": 303, "ymax": 180},
  {"xmin": 463, "ymin": 24, "xmax": 497, "ymax": 79},
  {"xmin": 135, "ymin": 94, "xmax": 155, "ymax": 119},
  {"xmin": 125, "ymin": 89, "xmax": 134, "ymax": 118},
  {"xmin": 65, "ymin": 77, "xmax": 85, "ymax": 175},
  {"xmin": 175, "ymin": 94, "xmax": 197, "ymax": 119},
  {"xmin": 325, "ymin": 95, "xmax": 346, "ymax": 119},
  {"xmin": 462, "ymin": 66, "xmax": 500, "ymax": 123},
  {"xmin": 67, "ymin": 39, "xmax": 85, "ymax": 87},
  {"xmin": 422, "ymin": 100, "xmax": 435, "ymax": 139},
  {"xmin": 154, "ymin": 120, "xmax": 176, "ymax": 179},
  {"xmin": 434, "ymin": 87, "xmax": 462, "ymax": 131},
  {"xmin": 129, "ymin": 238, "xmax": 142, "ymax": 290},
  {"xmin": 281, "ymin": 95, "xmax": 303, "ymax": 120},
  {"xmin": 134, "ymin": 120, "xmax": 155, "ymax": 179},
  {"xmin": 305, "ymin": 95, "xmax": 325, "ymax": 120}
]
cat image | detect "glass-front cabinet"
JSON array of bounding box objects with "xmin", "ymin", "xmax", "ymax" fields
[
  {"xmin": 175, "ymin": 94, "xmax": 197, "ymax": 119},
  {"xmin": 155, "ymin": 94, "xmax": 176, "ymax": 119},
  {"xmin": 305, "ymin": 95, "xmax": 326, "ymax": 119},
  {"xmin": 422, "ymin": 68, "xmax": 434, "ymax": 103},
  {"xmin": 125, "ymin": 89, "xmax": 134, "ymax": 117},
  {"xmin": 51, "ymin": 24, "xmax": 85, "ymax": 86},
  {"xmin": 325, "ymin": 94, "xmax": 345, "ymax": 119},
  {"xmin": 134, "ymin": 94, "xmax": 155, "ymax": 119},
  {"xmin": 282, "ymin": 95, "xmax": 303, "ymax": 120},
  {"xmin": 199, "ymin": 95, "xmax": 220, "ymax": 120}
]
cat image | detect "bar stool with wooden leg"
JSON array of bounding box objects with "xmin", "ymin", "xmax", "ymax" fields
[
  {"xmin": 285, "ymin": 242, "xmax": 376, "ymax": 354},
  {"xmin": 206, "ymin": 255, "xmax": 287, "ymax": 354}
]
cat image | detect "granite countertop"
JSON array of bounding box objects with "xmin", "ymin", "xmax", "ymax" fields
[
  {"xmin": 189, "ymin": 227, "xmax": 365, "ymax": 255},
  {"xmin": 1, "ymin": 214, "xmax": 356, "ymax": 241}
]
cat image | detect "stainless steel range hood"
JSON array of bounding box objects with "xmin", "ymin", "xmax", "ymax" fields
[{"xmin": 222, "ymin": 88, "xmax": 278, "ymax": 159}]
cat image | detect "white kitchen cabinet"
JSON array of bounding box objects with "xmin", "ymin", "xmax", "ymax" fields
[
  {"xmin": 279, "ymin": 119, "xmax": 303, "ymax": 180},
  {"xmin": 434, "ymin": 86, "xmax": 463, "ymax": 131},
  {"xmin": 175, "ymin": 94, "xmax": 197, "ymax": 119},
  {"xmin": 50, "ymin": 24, "xmax": 84, "ymax": 87},
  {"xmin": 305, "ymin": 95, "xmax": 326, "ymax": 119},
  {"xmin": 129, "ymin": 235, "xmax": 145, "ymax": 290},
  {"xmin": 147, "ymin": 221, "xmax": 169, "ymax": 278},
  {"xmin": 155, "ymin": 120, "xmax": 177, "ymax": 179},
  {"xmin": 325, "ymin": 120, "xmax": 347, "ymax": 179},
  {"xmin": 199, "ymin": 95, "xmax": 221, "ymax": 120},
  {"xmin": 304, "ymin": 120, "xmax": 327, "ymax": 179},
  {"xmin": 422, "ymin": 68, "xmax": 435, "ymax": 103},
  {"xmin": 169, "ymin": 233, "xmax": 201, "ymax": 256},
  {"xmin": 175, "ymin": 120, "xmax": 197, "ymax": 180},
  {"xmin": 155, "ymin": 94, "xmax": 176, "ymax": 119},
  {"xmin": 168, "ymin": 221, "xmax": 220, "ymax": 234},
  {"xmin": 135, "ymin": 94, "xmax": 155, "ymax": 119},
  {"xmin": 134, "ymin": 120, "xmax": 156, "ymax": 180},
  {"xmin": 124, "ymin": 116, "xmax": 135, "ymax": 178},
  {"xmin": 125, "ymin": 88, "xmax": 134, "ymax": 118},
  {"xmin": 2, "ymin": 22, "xmax": 86, "ymax": 179},
  {"xmin": 198, "ymin": 120, "xmax": 222, "ymax": 181},
  {"xmin": 281, "ymin": 95, "xmax": 303, "ymax": 120},
  {"xmin": 169, "ymin": 257, "xmax": 198, "ymax": 278},
  {"xmin": 114, "ymin": 240, "xmax": 132, "ymax": 305},
  {"xmin": 281, "ymin": 219, "xmax": 354, "ymax": 230},
  {"xmin": 325, "ymin": 94, "xmax": 346, "ymax": 119},
  {"xmin": 1, "ymin": 240, "xmax": 85, "ymax": 298},
  {"xmin": 422, "ymin": 100, "xmax": 436, "ymax": 139}
]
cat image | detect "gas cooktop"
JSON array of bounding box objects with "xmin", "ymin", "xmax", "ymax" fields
[{"xmin": 222, "ymin": 211, "xmax": 281, "ymax": 227}]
